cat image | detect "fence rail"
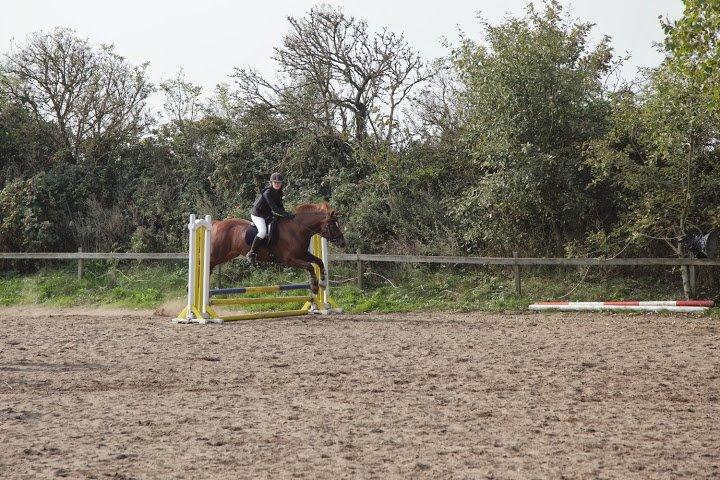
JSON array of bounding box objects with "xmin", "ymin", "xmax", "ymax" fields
[
  {"xmin": 2, "ymin": 251, "xmax": 717, "ymax": 297},
  {"xmin": 2, "ymin": 251, "xmax": 720, "ymax": 266},
  {"xmin": 330, "ymin": 253, "xmax": 720, "ymax": 267},
  {"xmin": 0, "ymin": 252, "xmax": 186, "ymax": 260}
]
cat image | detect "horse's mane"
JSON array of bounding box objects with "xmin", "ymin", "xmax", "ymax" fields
[{"xmin": 294, "ymin": 202, "xmax": 331, "ymax": 214}]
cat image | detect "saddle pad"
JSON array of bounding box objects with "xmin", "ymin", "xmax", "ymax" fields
[{"xmin": 244, "ymin": 221, "xmax": 277, "ymax": 247}]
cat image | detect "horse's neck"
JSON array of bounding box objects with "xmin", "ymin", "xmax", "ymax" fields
[
  {"xmin": 299, "ymin": 212, "xmax": 323, "ymax": 230},
  {"xmin": 294, "ymin": 212, "xmax": 323, "ymax": 242}
]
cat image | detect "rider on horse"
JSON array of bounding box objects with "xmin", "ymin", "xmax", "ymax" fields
[{"xmin": 247, "ymin": 172, "xmax": 293, "ymax": 265}]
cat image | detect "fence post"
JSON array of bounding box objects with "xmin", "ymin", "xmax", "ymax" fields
[
  {"xmin": 356, "ymin": 250, "xmax": 363, "ymax": 289},
  {"xmin": 77, "ymin": 247, "xmax": 84, "ymax": 280},
  {"xmin": 513, "ymin": 251, "xmax": 521, "ymax": 297},
  {"xmin": 689, "ymin": 264, "xmax": 697, "ymax": 299}
]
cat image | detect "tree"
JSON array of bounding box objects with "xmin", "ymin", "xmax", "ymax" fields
[
  {"xmin": 408, "ymin": 59, "xmax": 464, "ymax": 143},
  {"xmin": 663, "ymin": 0, "xmax": 720, "ymax": 108},
  {"xmin": 449, "ymin": 1, "xmax": 615, "ymax": 255},
  {"xmin": 577, "ymin": 1, "xmax": 720, "ymax": 298},
  {"xmin": 160, "ymin": 69, "xmax": 204, "ymax": 125},
  {"xmin": 586, "ymin": 64, "xmax": 720, "ymax": 298},
  {"xmin": 232, "ymin": 5, "xmax": 430, "ymax": 147},
  {"xmin": 0, "ymin": 28, "xmax": 153, "ymax": 162},
  {"xmin": 0, "ymin": 90, "xmax": 55, "ymax": 186}
]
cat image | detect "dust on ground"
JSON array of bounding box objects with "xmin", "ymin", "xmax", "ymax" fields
[{"xmin": 1, "ymin": 308, "xmax": 718, "ymax": 479}]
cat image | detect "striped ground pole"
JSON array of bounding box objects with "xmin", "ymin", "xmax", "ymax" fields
[{"xmin": 529, "ymin": 300, "xmax": 714, "ymax": 313}]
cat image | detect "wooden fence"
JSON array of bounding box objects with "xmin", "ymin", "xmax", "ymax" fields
[{"xmin": 2, "ymin": 249, "xmax": 719, "ymax": 297}]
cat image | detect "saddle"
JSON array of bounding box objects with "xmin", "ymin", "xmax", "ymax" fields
[{"xmin": 244, "ymin": 218, "xmax": 279, "ymax": 247}]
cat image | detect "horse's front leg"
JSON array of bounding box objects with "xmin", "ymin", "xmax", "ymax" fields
[
  {"xmin": 285, "ymin": 257, "xmax": 320, "ymax": 294},
  {"xmin": 304, "ymin": 252, "xmax": 326, "ymax": 287}
]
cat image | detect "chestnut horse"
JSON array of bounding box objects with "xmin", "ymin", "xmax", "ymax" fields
[{"xmin": 210, "ymin": 202, "xmax": 346, "ymax": 294}]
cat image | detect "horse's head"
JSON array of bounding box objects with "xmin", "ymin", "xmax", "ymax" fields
[
  {"xmin": 294, "ymin": 202, "xmax": 347, "ymax": 248},
  {"xmin": 320, "ymin": 209, "xmax": 346, "ymax": 248}
]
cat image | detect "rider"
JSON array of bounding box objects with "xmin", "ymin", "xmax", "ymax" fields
[{"xmin": 246, "ymin": 172, "xmax": 292, "ymax": 265}]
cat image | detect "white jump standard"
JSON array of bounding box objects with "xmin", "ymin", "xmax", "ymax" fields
[{"xmin": 175, "ymin": 214, "xmax": 341, "ymax": 324}]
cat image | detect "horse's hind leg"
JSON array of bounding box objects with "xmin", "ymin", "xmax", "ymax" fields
[{"xmin": 285, "ymin": 257, "xmax": 320, "ymax": 294}]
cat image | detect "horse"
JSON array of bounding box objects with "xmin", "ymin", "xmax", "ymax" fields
[{"xmin": 209, "ymin": 202, "xmax": 346, "ymax": 294}]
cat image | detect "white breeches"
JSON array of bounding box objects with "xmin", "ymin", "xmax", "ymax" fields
[{"xmin": 250, "ymin": 214, "xmax": 268, "ymax": 239}]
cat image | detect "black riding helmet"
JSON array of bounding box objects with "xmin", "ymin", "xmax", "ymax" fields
[{"xmin": 270, "ymin": 172, "xmax": 284, "ymax": 183}]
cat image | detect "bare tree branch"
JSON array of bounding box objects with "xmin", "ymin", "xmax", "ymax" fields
[
  {"xmin": 0, "ymin": 28, "xmax": 153, "ymax": 162},
  {"xmin": 229, "ymin": 5, "xmax": 431, "ymax": 147}
]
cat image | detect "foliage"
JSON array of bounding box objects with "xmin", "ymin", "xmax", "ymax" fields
[
  {"xmin": 160, "ymin": 69, "xmax": 204, "ymax": 124},
  {"xmin": 0, "ymin": 262, "xmax": 708, "ymax": 314},
  {"xmin": 232, "ymin": 4, "xmax": 430, "ymax": 147},
  {"xmin": 663, "ymin": 0, "xmax": 720, "ymax": 107},
  {"xmin": 1, "ymin": 4, "xmax": 720, "ymax": 306},
  {"xmin": 449, "ymin": 1, "xmax": 614, "ymax": 255},
  {"xmin": 584, "ymin": 64, "xmax": 720, "ymax": 257},
  {"xmin": 0, "ymin": 98, "xmax": 55, "ymax": 186},
  {"xmin": 0, "ymin": 263, "xmax": 185, "ymax": 308},
  {"xmin": 332, "ymin": 143, "xmax": 465, "ymax": 254},
  {"xmin": 0, "ymin": 27, "xmax": 153, "ymax": 163},
  {"xmin": 0, "ymin": 166, "xmax": 89, "ymax": 252}
]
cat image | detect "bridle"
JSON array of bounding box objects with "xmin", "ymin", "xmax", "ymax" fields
[
  {"xmin": 290, "ymin": 212, "xmax": 343, "ymax": 243},
  {"xmin": 320, "ymin": 218, "xmax": 344, "ymax": 244}
]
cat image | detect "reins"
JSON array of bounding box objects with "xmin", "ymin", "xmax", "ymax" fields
[{"xmin": 287, "ymin": 210, "xmax": 342, "ymax": 242}]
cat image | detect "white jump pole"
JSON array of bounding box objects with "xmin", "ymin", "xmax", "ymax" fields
[
  {"xmin": 185, "ymin": 214, "xmax": 197, "ymax": 315},
  {"xmin": 529, "ymin": 300, "xmax": 713, "ymax": 313}
]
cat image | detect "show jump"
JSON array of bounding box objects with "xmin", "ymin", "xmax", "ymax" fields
[{"xmin": 175, "ymin": 210, "xmax": 344, "ymax": 324}]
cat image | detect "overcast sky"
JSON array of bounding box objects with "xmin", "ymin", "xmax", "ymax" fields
[{"xmin": 2, "ymin": 0, "xmax": 684, "ymax": 113}]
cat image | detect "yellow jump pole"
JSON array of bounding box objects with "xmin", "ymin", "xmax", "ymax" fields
[
  {"xmin": 221, "ymin": 309, "xmax": 310, "ymax": 322},
  {"xmin": 210, "ymin": 296, "xmax": 313, "ymax": 306}
]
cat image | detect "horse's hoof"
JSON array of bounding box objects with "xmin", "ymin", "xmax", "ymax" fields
[{"xmin": 246, "ymin": 252, "xmax": 257, "ymax": 267}]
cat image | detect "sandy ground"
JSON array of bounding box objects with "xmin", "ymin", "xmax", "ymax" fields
[{"xmin": 0, "ymin": 307, "xmax": 718, "ymax": 479}]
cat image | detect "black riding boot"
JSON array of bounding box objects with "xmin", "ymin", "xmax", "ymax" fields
[{"xmin": 246, "ymin": 236, "xmax": 264, "ymax": 266}]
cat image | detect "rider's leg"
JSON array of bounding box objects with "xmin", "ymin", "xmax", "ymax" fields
[{"xmin": 247, "ymin": 215, "xmax": 268, "ymax": 265}]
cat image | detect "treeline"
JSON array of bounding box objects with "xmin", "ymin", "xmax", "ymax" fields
[{"xmin": 1, "ymin": 1, "xmax": 718, "ymax": 265}]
